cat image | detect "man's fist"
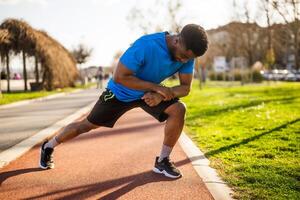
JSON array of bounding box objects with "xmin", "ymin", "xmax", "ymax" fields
[
  {"xmin": 142, "ymin": 92, "xmax": 164, "ymax": 107},
  {"xmin": 154, "ymin": 85, "xmax": 174, "ymax": 101}
]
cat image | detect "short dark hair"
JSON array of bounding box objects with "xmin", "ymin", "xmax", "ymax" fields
[{"xmin": 180, "ymin": 24, "xmax": 208, "ymax": 57}]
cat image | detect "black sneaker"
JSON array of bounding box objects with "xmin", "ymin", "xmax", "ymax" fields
[
  {"xmin": 39, "ymin": 141, "xmax": 54, "ymax": 169},
  {"xmin": 153, "ymin": 156, "xmax": 182, "ymax": 178}
]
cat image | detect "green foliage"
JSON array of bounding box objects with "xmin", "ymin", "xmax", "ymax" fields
[
  {"xmin": 71, "ymin": 43, "xmax": 93, "ymax": 64},
  {"xmin": 180, "ymin": 81, "xmax": 300, "ymax": 200},
  {"xmin": 0, "ymin": 90, "xmax": 58, "ymax": 105},
  {"xmin": 252, "ymin": 70, "xmax": 264, "ymax": 82},
  {"xmin": 265, "ymin": 48, "xmax": 275, "ymax": 69}
]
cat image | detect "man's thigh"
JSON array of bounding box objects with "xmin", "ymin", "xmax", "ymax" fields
[{"xmin": 87, "ymin": 90, "xmax": 138, "ymax": 127}]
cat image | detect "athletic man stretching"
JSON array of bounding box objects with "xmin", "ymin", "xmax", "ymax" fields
[{"xmin": 40, "ymin": 24, "xmax": 208, "ymax": 179}]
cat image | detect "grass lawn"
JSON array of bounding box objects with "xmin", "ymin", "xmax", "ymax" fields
[
  {"xmin": 0, "ymin": 82, "xmax": 96, "ymax": 106},
  {"xmin": 167, "ymin": 80, "xmax": 300, "ymax": 200}
]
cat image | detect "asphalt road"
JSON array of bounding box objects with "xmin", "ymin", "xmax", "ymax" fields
[{"xmin": 0, "ymin": 88, "xmax": 101, "ymax": 153}]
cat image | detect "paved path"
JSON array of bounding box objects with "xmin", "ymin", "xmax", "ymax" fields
[
  {"xmin": 0, "ymin": 108, "xmax": 213, "ymax": 200},
  {"xmin": 0, "ymin": 88, "xmax": 101, "ymax": 153}
]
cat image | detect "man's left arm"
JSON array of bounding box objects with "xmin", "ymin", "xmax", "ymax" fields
[
  {"xmin": 142, "ymin": 73, "xmax": 192, "ymax": 107},
  {"xmin": 169, "ymin": 59, "xmax": 194, "ymax": 98},
  {"xmin": 170, "ymin": 73, "xmax": 193, "ymax": 98}
]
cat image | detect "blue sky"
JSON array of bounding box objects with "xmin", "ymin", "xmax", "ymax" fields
[{"xmin": 0, "ymin": 0, "xmax": 260, "ymax": 70}]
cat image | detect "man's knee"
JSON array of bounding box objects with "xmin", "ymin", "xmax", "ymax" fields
[{"xmin": 165, "ymin": 102, "xmax": 186, "ymax": 117}]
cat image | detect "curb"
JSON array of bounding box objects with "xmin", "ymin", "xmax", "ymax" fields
[
  {"xmin": 0, "ymin": 89, "xmax": 83, "ymax": 110},
  {"xmin": 179, "ymin": 132, "xmax": 234, "ymax": 200},
  {"xmin": 0, "ymin": 100, "xmax": 96, "ymax": 169}
]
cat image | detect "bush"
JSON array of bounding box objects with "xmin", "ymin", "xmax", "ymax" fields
[
  {"xmin": 252, "ymin": 70, "xmax": 264, "ymax": 83},
  {"xmin": 208, "ymin": 70, "xmax": 263, "ymax": 83},
  {"xmin": 1, "ymin": 71, "xmax": 7, "ymax": 79}
]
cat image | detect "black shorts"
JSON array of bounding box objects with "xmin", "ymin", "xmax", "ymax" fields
[{"xmin": 87, "ymin": 89, "xmax": 179, "ymax": 127}]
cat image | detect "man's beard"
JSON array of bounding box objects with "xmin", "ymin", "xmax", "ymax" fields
[{"xmin": 169, "ymin": 46, "xmax": 177, "ymax": 61}]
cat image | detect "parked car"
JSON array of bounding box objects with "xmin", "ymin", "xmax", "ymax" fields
[
  {"xmin": 261, "ymin": 69, "xmax": 300, "ymax": 81},
  {"xmin": 261, "ymin": 71, "xmax": 273, "ymax": 80},
  {"xmin": 271, "ymin": 69, "xmax": 288, "ymax": 81}
]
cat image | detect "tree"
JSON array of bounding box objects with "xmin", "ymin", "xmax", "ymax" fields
[
  {"xmin": 230, "ymin": 0, "xmax": 267, "ymax": 83},
  {"xmin": 35, "ymin": 54, "xmax": 40, "ymax": 83},
  {"xmin": 0, "ymin": 53, "xmax": 10, "ymax": 94},
  {"xmin": 5, "ymin": 51, "xmax": 10, "ymax": 92},
  {"xmin": 127, "ymin": 0, "xmax": 183, "ymax": 34},
  {"xmin": 167, "ymin": 0, "xmax": 183, "ymax": 33},
  {"xmin": 232, "ymin": 1, "xmax": 258, "ymax": 66},
  {"xmin": 0, "ymin": 64, "xmax": 1, "ymax": 97},
  {"xmin": 272, "ymin": 0, "xmax": 300, "ymax": 70},
  {"xmin": 71, "ymin": 43, "xmax": 93, "ymax": 65},
  {"xmin": 71, "ymin": 43, "xmax": 93, "ymax": 85},
  {"xmin": 22, "ymin": 50, "xmax": 28, "ymax": 91},
  {"xmin": 259, "ymin": 0, "xmax": 276, "ymax": 70},
  {"xmin": 261, "ymin": 0, "xmax": 273, "ymax": 50}
]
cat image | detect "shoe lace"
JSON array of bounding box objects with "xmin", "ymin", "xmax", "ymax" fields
[
  {"xmin": 46, "ymin": 154, "xmax": 53, "ymax": 161},
  {"xmin": 164, "ymin": 157, "xmax": 176, "ymax": 169}
]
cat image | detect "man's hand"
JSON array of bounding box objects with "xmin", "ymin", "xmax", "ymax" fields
[
  {"xmin": 142, "ymin": 92, "xmax": 164, "ymax": 107},
  {"xmin": 154, "ymin": 85, "xmax": 174, "ymax": 101}
]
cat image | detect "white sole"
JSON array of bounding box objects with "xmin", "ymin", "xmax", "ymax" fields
[
  {"xmin": 152, "ymin": 167, "xmax": 181, "ymax": 179},
  {"xmin": 39, "ymin": 162, "xmax": 49, "ymax": 169}
]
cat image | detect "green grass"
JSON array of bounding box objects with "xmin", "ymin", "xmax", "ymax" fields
[
  {"xmin": 0, "ymin": 82, "xmax": 96, "ymax": 106},
  {"xmin": 167, "ymin": 80, "xmax": 300, "ymax": 200}
]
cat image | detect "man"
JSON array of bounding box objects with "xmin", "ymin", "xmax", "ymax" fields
[{"xmin": 40, "ymin": 24, "xmax": 208, "ymax": 179}]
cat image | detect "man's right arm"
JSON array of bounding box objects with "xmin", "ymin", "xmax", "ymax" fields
[{"xmin": 113, "ymin": 61, "xmax": 174, "ymax": 100}]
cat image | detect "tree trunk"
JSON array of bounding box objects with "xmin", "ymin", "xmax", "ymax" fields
[
  {"xmin": 22, "ymin": 51, "xmax": 28, "ymax": 91},
  {"xmin": 195, "ymin": 59, "xmax": 203, "ymax": 90},
  {"xmin": 241, "ymin": 64, "xmax": 245, "ymax": 86},
  {"xmin": 198, "ymin": 66, "xmax": 203, "ymax": 90},
  {"xmin": 35, "ymin": 55, "xmax": 39, "ymax": 83},
  {"xmin": 294, "ymin": 29, "xmax": 299, "ymax": 70},
  {"xmin": 271, "ymin": 0, "xmax": 299, "ymax": 69},
  {"xmin": 246, "ymin": 29, "xmax": 253, "ymax": 83},
  {"xmin": 6, "ymin": 51, "xmax": 10, "ymax": 93},
  {"xmin": 0, "ymin": 63, "xmax": 2, "ymax": 98},
  {"xmin": 42, "ymin": 65, "xmax": 47, "ymax": 85}
]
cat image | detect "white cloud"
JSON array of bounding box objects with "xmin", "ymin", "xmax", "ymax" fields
[
  {"xmin": 0, "ymin": 0, "xmax": 48, "ymax": 6},
  {"xmin": 91, "ymin": 0, "xmax": 123, "ymax": 6}
]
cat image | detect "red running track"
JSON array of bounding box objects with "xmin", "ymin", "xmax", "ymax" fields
[{"xmin": 0, "ymin": 108, "xmax": 213, "ymax": 200}]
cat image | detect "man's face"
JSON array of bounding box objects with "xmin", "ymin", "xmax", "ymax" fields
[{"xmin": 169, "ymin": 35, "xmax": 196, "ymax": 63}]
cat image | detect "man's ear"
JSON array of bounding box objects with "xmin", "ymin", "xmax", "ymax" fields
[{"xmin": 187, "ymin": 49, "xmax": 196, "ymax": 58}]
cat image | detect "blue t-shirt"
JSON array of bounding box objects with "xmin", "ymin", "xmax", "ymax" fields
[{"xmin": 107, "ymin": 32, "xmax": 194, "ymax": 102}]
